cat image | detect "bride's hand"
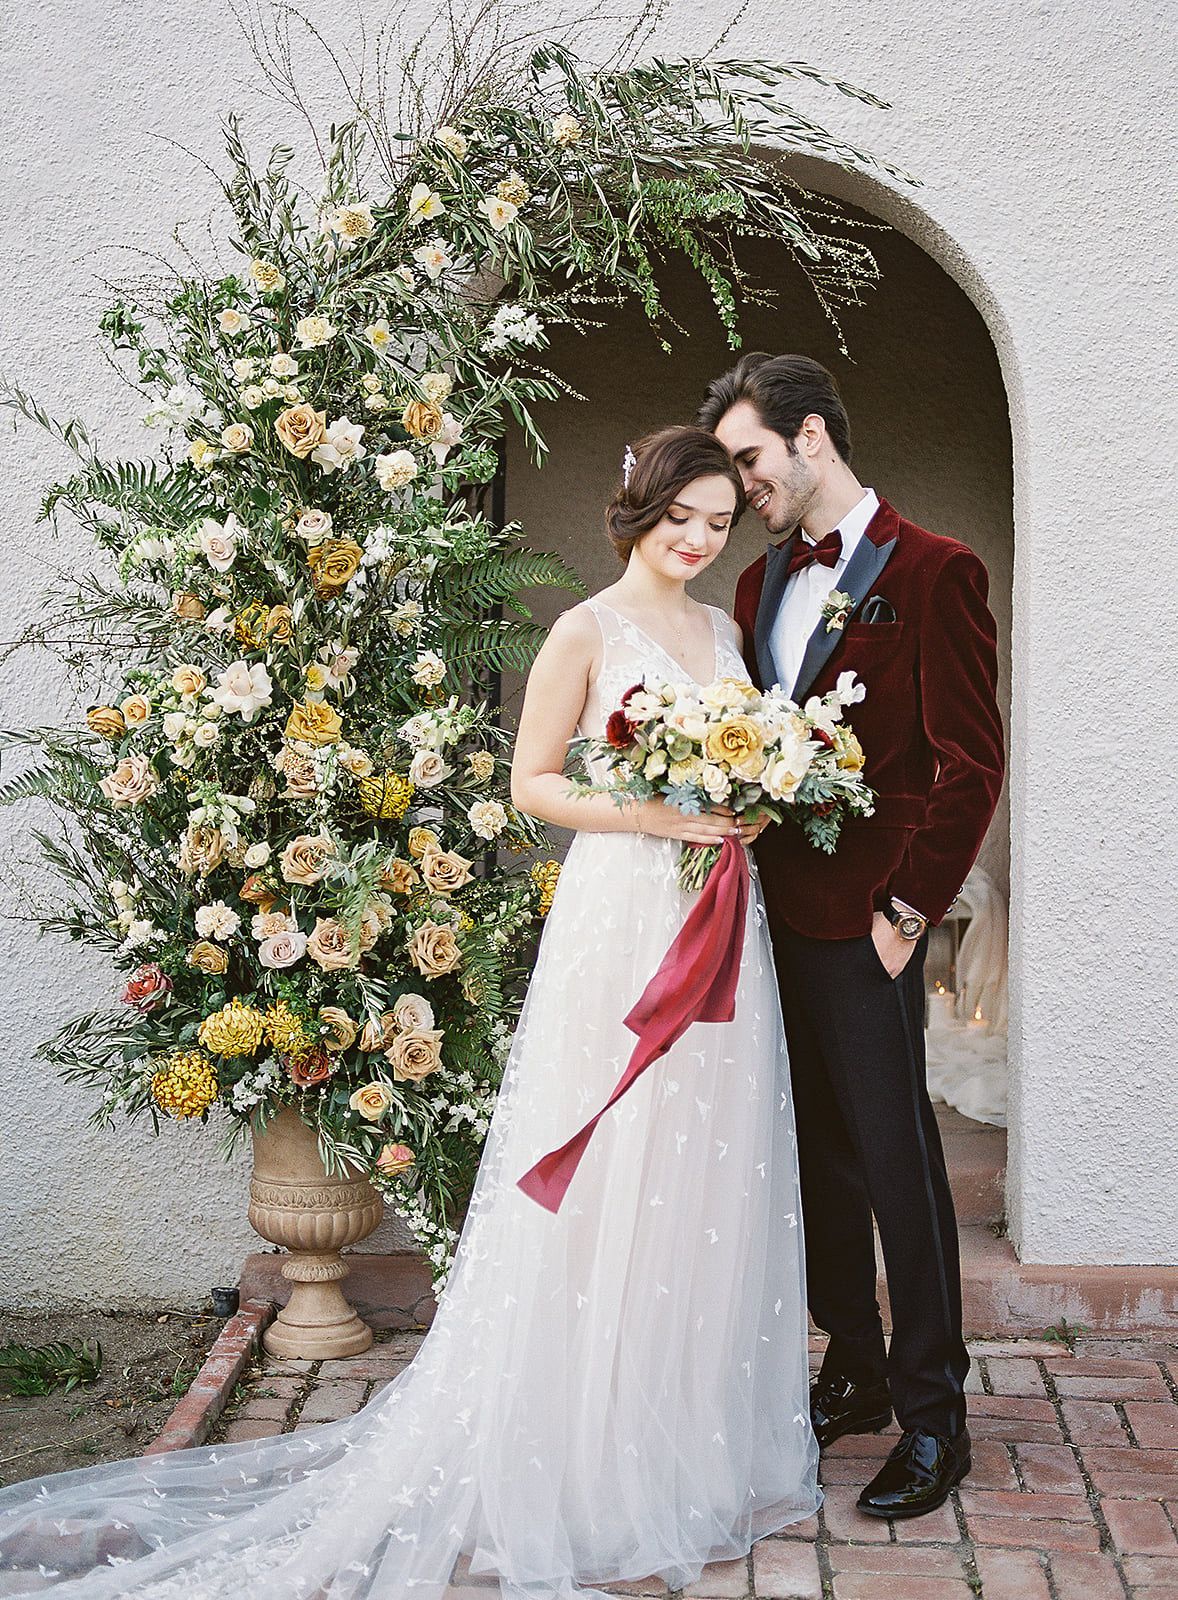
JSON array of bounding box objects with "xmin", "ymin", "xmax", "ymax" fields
[{"xmin": 636, "ymin": 801, "xmax": 764, "ymax": 847}]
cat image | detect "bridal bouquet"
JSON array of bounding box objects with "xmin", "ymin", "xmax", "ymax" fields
[{"xmin": 571, "ymin": 670, "xmax": 876, "ymax": 891}]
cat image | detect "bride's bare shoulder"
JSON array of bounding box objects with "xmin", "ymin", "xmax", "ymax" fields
[{"xmin": 546, "ymin": 600, "xmax": 601, "ymax": 648}]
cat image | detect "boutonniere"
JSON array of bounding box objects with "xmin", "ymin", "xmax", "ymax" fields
[{"xmin": 821, "ymin": 589, "xmax": 854, "ymax": 633}]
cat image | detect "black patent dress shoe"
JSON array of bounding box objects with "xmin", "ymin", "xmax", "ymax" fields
[
  {"xmin": 856, "ymin": 1427, "xmax": 972, "ymax": 1518},
  {"xmin": 810, "ymin": 1372, "xmax": 893, "ymax": 1449}
]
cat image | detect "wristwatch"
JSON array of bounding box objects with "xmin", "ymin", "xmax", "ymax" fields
[{"xmin": 885, "ymin": 901, "xmax": 928, "ymax": 941}]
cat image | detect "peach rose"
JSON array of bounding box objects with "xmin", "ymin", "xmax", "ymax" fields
[
  {"xmin": 173, "ymin": 591, "xmax": 207, "ymax": 621},
  {"xmin": 239, "ymin": 872, "xmax": 278, "ymax": 908},
  {"xmin": 119, "ymin": 963, "xmax": 173, "ymax": 1014},
  {"xmin": 119, "ymin": 693, "xmax": 152, "ymax": 728},
  {"xmin": 178, "ymin": 823, "xmax": 226, "ymax": 878},
  {"xmin": 275, "ymin": 403, "xmax": 328, "ymax": 458},
  {"xmin": 375, "ymin": 1142, "xmax": 415, "ymax": 1177},
  {"xmin": 385, "ymin": 1028, "xmax": 444, "ymax": 1083},
  {"xmin": 391, "ymin": 992, "xmax": 435, "ymax": 1032},
  {"xmin": 220, "ymin": 421, "xmax": 254, "ymax": 453},
  {"xmin": 286, "ymin": 1047, "xmax": 335, "ymax": 1089},
  {"xmin": 258, "ymin": 929, "xmax": 308, "ymax": 969},
  {"xmin": 295, "ymin": 508, "xmax": 333, "ymax": 543},
  {"xmin": 285, "ymin": 701, "xmax": 343, "ymax": 747},
  {"xmin": 186, "ymin": 940, "xmax": 229, "ymax": 975},
  {"xmin": 349, "ymin": 1081, "xmax": 395, "ymax": 1121},
  {"xmin": 99, "ymin": 755, "xmax": 159, "ymax": 809},
  {"xmin": 318, "ymin": 1006, "xmax": 358, "ymax": 1051},
  {"xmin": 379, "ymin": 857, "xmax": 420, "ymax": 895},
  {"xmin": 264, "ymin": 604, "xmax": 294, "ymax": 643},
  {"xmin": 280, "ymin": 833, "xmax": 336, "ymax": 886},
  {"xmin": 407, "ymin": 920, "xmax": 462, "ymax": 979},
  {"xmin": 401, "ymin": 400, "xmax": 445, "ymax": 441},
  {"xmin": 86, "ymin": 705, "xmax": 125, "ymax": 739},
  {"xmin": 274, "ymin": 744, "xmax": 318, "ymax": 799},
  {"xmin": 419, "ymin": 846, "xmax": 474, "ymax": 896},
  {"xmin": 171, "ymin": 665, "xmax": 207, "ymax": 698},
  {"xmin": 307, "ymin": 916, "xmax": 361, "ymax": 971},
  {"xmin": 703, "ymin": 715, "xmax": 767, "ymax": 780}
]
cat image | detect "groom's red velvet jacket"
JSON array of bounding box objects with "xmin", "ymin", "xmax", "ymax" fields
[{"xmin": 734, "ymin": 497, "xmax": 1005, "ymax": 941}]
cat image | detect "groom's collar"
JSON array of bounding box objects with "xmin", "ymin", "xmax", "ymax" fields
[{"xmin": 799, "ymin": 488, "xmax": 880, "ymax": 562}]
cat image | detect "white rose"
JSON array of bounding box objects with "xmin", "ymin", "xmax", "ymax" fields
[
  {"xmin": 240, "ymin": 385, "xmax": 266, "ymax": 410},
  {"xmin": 192, "ymin": 721, "xmax": 220, "ymax": 748},
  {"xmin": 258, "ymin": 930, "xmax": 308, "ymax": 969},
  {"xmin": 270, "ymin": 352, "xmax": 299, "ymax": 378},
  {"xmin": 209, "ymin": 660, "xmax": 274, "ymax": 722},
  {"xmin": 701, "ymin": 763, "xmax": 730, "ymax": 802},
  {"xmin": 420, "ymin": 371, "xmax": 454, "ymax": 405},
  {"xmin": 392, "ymin": 992, "xmax": 435, "ymax": 1032},
  {"xmin": 311, "ymin": 417, "xmax": 366, "ymax": 474},
  {"xmin": 217, "ymin": 308, "xmax": 248, "ymax": 336},
  {"xmin": 243, "ymin": 842, "xmax": 271, "ymax": 868},
  {"xmin": 295, "ymin": 314, "xmax": 338, "ymax": 349},
  {"xmin": 232, "ymin": 357, "xmax": 258, "ymax": 380},
  {"xmin": 197, "ymin": 513, "xmax": 241, "ymax": 572},
  {"xmin": 410, "ymin": 749, "xmax": 450, "ymax": 789},
  {"xmin": 295, "ymin": 508, "xmax": 333, "ymax": 543},
  {"xmin": 162, "ymin": 710, "xmax": 188, "ymax": 741}
]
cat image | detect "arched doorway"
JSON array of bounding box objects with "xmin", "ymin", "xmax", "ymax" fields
[{"xmin": 502, "ymin": 163, "xmax": 1017, "ymax": 1268}]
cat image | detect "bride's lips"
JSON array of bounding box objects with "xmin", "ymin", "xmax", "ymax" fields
[{"xmin": 674, "ymin": 550, "xmax": 704, "ymax": 566}]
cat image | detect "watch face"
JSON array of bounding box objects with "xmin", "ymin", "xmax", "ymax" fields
[{"xmin": 899, "ymin": 915, "xmax": 924, "ymax": 940}]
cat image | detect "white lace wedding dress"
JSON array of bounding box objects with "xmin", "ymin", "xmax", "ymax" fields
[{"xmin": 0, "ymin": 599, "xmax": 818, "ymax": 1599}]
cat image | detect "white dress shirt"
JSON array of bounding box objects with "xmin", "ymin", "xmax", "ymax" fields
[{"xmin": 768, "ymin": 488, "xmax": 880, "ymax": 696}]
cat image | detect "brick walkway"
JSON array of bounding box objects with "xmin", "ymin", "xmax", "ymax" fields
[{"xmin": 212, "ymin": 1331, "xmax": 1178, "ymax": 1598}]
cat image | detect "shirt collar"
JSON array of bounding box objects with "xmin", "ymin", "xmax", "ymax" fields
[{"xmin": 802, "ymin": 488, "xmax": 879, "ymax": 563}]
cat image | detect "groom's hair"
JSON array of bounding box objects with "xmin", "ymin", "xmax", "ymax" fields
[{"xmin": 698, "ymin": 353, "xmax": 853, "ymax": 464}]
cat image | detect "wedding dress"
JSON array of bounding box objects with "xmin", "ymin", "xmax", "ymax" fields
[{"xmin": 0, "ymin": 598, "xmax": 819, "ymax": 1599}]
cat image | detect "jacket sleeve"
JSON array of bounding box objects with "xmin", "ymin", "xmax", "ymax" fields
[
  {"xmin": 734, "ymin": 561, "xmax": 764, "ymax": 687},
  {"xmin": 888, "ymin": 547, "xmax": 1005, "ymax": 925}
]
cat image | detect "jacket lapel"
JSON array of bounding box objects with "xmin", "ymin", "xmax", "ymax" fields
[
  {"xmin": 753, "ymin": 539, "xmax": 793, "ymax": 689},
  {"xmin": 790, "ymin": 500, "xmax": 901, "ymax": 703}
]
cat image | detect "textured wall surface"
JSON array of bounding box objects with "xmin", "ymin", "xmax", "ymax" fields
[{"xmin": 0, "ymin": 0, "xmax": 1173, "ymax": 1304}]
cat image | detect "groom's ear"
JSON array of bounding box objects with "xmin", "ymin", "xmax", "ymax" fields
[{"xmin": 796, "ymin": 414, "xmax": 829, "ymax": 459}]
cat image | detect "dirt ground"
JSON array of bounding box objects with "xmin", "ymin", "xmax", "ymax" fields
[{"xmin": 0, "ymin": 1306, "xmax": 221, "ymax": 1489}]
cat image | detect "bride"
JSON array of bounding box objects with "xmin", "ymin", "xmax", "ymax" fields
[{"xmin": 0, "ymin": 426, "xmax": 819, "ymax": 1599}]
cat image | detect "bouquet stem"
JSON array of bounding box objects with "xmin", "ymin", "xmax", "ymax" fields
[{"xmin": 678, "ymin": 842, "xmax": 722, "ymax": 893}]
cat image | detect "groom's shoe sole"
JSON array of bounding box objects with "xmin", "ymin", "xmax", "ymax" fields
[
  {"xmin": 856, "ymin": 1453, "xmax": 972, "ymax": 1519},
  {"xmin": 814, "ymin": 1408, "xmax": 894, "ymax": 1450}
]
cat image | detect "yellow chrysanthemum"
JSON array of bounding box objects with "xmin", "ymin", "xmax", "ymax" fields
[
  {"xmin": 263, "ymin": 1000, "xmax": 314, "ymax": 1055},
  {"xmin": 357, "ymin": 770, "xmax": 415, "ymax": 821},
  {"xmin": 530, "ymin": 859, "xmax": 561, "ymax": 917},
  {"xmin": 151, "ymin": 1050, "xmax": 219, "ymax": 1119},
  {"xmin": 198, "ymin": 998, "xmax": 267, "ymax": 1057},
  {"xmin": 233, "ymin": 600, "xmax": 272, "ymax": 649}
]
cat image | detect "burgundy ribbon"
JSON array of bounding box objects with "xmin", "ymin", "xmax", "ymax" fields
[{"xmin": 516, "ymin": 834, "xmax": 750, "ymax": 1213}]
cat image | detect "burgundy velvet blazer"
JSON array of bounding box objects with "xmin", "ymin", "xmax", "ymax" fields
[{"xmin": 734, "ymin": 497, "xmax": 1005, "ymax": 941}]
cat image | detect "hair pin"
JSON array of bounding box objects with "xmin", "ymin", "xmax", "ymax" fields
[{"xmin": 621, "ymin": 444, "xmax": 637, "ymax": 489}]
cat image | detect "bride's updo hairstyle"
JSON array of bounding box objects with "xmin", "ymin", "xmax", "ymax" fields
[{"xmin": 605, "ymin": 426, "xmax": 745, "ymax": 563}]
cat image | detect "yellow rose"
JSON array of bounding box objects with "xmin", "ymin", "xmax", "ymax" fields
[
  {"xmin": 189, "ymin": 438, "xmax": 218, "ymax": 470},
  {"xmin": 379, "ymin": 857, "xmax": 420, "ymax": 895},
  {"xmin": 187, "ymin": 940, "xmax": 229, "ymax": 975},
  {"xmin": 318, "ymin": 1006, "xmax": 358, "ymax": 1051},
  {"xmin": 407, "ymin": 920, "xmax": 462, "ymax": 979},
  {"xmin": 419, "ymin": 846, "xmax": 474, "ymax": 896},
  {"xmin": 280, "ymin": 833, "xmax": 336, "ymax": 885},
  {"xmin": 385, "ymin": 1028, "xmax": 444, "ymax": 1083},
  {"xmin": 407, "ymin": 827, "xmax": 440, "ymax": 860},
  {"xmin": 703, "ymin": 715, "xmax": 767, "ymax": 780},
  {"xmin": 275, "ymin": 403, "xmax": 328, "ymax": 459},
  {"xmin": 264, "ymin": 605, "xmax": 294, "ymax": 644},
  {"xmin": 835, "ymin": 727, "xmax": 866, "ymax": 772},
  {"xmin": 306, "ymin": 537, "xmax": 363, "ymax": 595},
  {"xmin": 401, "ymin": 400, "xmax": 445, "ymax": 441},
  {"xmin": 220, "ymin": 422, "xmax": 253, "ymax": 454},
  {"xmin": 171, "ymin": 665, "xmax": 206, "ymax": 698},
  {"xmin": 285, "ymin": 701, "xmax": 343, "ymax": 747},
  {"xmin": 119, "ymin": 693, "xmax": 151, "ymax": 727},
  {"xmin": 172, "ymin": 590, "xmax": 206, "ymax": 621},
  {"xmin": 307, "ymin": 916, "xmax": 362, "ymax": 971},
  {"xmin": 349, "ymin": 1081, "xmax": 395, "ymax": 1121},
  {"xmin": 87, "ymin": 705, "xmax": 125, "ymax": 739}
]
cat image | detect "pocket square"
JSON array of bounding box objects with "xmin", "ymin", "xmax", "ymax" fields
[{"xmin": 859, "ymin": 595, "xmax": 897, "ymax": 624}]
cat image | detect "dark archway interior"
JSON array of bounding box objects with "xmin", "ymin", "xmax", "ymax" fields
[{"xmin": 502, "ymin": 194, "xmax": 1014, "ymax": 898}]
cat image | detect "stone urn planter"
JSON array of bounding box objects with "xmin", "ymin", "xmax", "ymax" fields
[{"xmin": 248, "ymin": 1107, "xmax": 384, "ymax": 1358}]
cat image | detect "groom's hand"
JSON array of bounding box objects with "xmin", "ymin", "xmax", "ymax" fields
[{"xmin": 871, "ymin": 912, "xmax": 918, "ymax": 979}]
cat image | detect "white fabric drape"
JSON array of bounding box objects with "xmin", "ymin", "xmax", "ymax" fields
[{"xmin": 925, "ymin": 866, "xmax": 1008, "ymax": 1127}]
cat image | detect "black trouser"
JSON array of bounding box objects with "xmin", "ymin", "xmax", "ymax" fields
[{"xmin": 775, "ymin": 924, "xmax": 970, "ymax": 1438}]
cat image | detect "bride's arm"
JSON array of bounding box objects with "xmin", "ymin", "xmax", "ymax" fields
[{"xmin": 510, "ymin": 609, "xmax": 742, "ymax": 845}]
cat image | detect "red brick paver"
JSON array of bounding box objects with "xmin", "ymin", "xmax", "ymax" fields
[{"xmin": 192, "ymin": 1330, "xmax": 1178, "ymax": 1598}]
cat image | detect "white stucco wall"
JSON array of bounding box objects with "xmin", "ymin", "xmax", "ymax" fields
[{"xmin": 0, "ymin": 0, "xmax": 1173, "ymax": 1303}]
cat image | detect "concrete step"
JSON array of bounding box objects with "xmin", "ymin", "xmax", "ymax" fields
[{"xmin": 240, "ymin": 1229, "xmax": 1178, "ymax": 1343}]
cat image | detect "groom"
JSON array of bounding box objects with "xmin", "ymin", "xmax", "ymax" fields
[{"xmin": 701, "ymin": 353, "xmax": 1004, "ymax": 1518}]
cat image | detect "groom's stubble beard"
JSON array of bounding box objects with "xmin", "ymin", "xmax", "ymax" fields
[{"xmin": 765, "ymin": 444, "xmax": 820, "ymax": 537}]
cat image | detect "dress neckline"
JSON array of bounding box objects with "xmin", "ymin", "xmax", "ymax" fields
[{"xmin": 589, "ymin": 598, "xmax": 720, "ymax": 688}]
